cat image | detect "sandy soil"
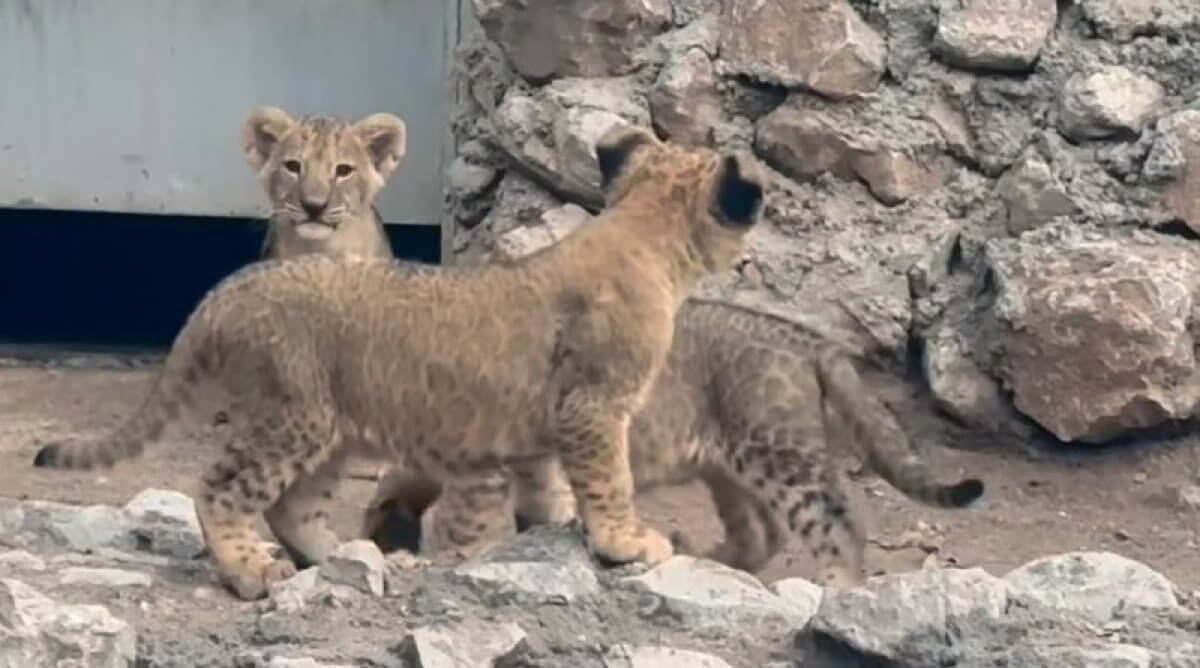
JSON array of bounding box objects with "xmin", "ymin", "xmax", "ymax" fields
[{"xmin": 1, "ymin": 359, "xmax": 1197, "ymax": 591}]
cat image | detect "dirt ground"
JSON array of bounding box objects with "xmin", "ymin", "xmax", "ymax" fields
[{"xmin": 1, "ymin": 358, "xmax": 1197, "ymax": 591}]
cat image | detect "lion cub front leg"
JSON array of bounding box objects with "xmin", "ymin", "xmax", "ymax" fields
[
  {"xmin": 510, "ymin": 455, "xmax": 578, "ymax": 531},
  {"xmin": 549, "ymin": 408, "xmax": 672, "ymax": 566}
]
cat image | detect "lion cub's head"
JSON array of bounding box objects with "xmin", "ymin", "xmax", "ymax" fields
[
  {"xmin": 241, "ymin": 107, "xmax": 406, "ymax": 253},
  {"xmin": 594, "ymin": 124, "xmax": 765, "ymax": 275}
]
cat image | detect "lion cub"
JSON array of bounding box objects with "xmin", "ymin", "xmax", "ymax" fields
[
  {"xmin": 362, "ymin": 301, "xmax": 985, "ymax": 587},
  {"xmin": 241, "ymin": 106, "xmax": 401, "ymax": 260},
  {"xmin": 32, "ymin": 125, "xmax": 767, "ymax": 600}
]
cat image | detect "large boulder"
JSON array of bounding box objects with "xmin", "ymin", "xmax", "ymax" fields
[
  {"xmin": 932, "ymin": 0, "xmax": 1056, "ymax": 73},
  {"xmin": 982, "ymin": 228, "xmax": 1200, "ymax": 443},
  {"xmin": 0, "ymin": 578, "xmax": 136, "ymax": 668}
]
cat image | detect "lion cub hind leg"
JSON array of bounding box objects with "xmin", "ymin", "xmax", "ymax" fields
[
  {"xmin": 422, "ymin": 467, "xmax": 516, "ymax": 561},
  {"xmin": 510, "ymin": 454, "xmax": 578, "ymax": 531},
  {"xmin": 264, "ymin": 448, "xmax": 349, "ymax": 569}
]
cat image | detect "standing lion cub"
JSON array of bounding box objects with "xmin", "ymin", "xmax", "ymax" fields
[{"xmin": 32, "ymin": 124, "xmax": 767, "ymax": 600}]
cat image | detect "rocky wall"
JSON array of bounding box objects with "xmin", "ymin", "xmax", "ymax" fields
[{"xmin": 444, "ymin": 0, "xmax": 1200, "ymax": 446}]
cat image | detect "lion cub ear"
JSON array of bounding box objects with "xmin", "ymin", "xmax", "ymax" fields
[
  {"xmin": 353, "ymin": 113, "xmax": 407, "ymax": 181},
  {"xmin": 595, "ymin": 124, "xmax": 659, "ymax": 191},
  {"xmin": 712, "ymin": 151, "xmax": 765, "ymax": 228},
  {"xmin": 241, "ymin": 107, "xmax": 297, "ymax": 170}
]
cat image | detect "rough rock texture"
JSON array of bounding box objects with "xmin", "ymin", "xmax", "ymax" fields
[
  {"xmin": 1, "ymin": 491, "xmax": 1198, "ymax": 668},
  {"xmin": 451, "ymin": 0, "xmax": 1200, "ymax": 448}
]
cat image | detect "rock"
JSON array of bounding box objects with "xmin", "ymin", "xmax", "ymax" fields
[
  {"xmin": 1180, "ymin": 484, "xmax": 1200, "ymax": 509},
  {"xmin": 983, "ymin": 232, "xmax": 1200, "ymax": 443},
  {"xmin": 767, "ymin": 578, "xmax": 824, "ymax": 623},
  {"xmin": 624, "ymin": 555, "xmax": 814, "ymax": 630},
  {"xmin": 1003, "ymin": 552, "xmax": 1179, "ymax": 624},
  {"xmin": 472, "ymin": 0, "xmax": 671, "ymax": 81},
  {"xmin": 602, "ymin": 644, "xmax": 735, "ymax": 668},
  {"xmin": 268, "ymin": 567, "xmax": 323, "ymax": 614},
  {"xmin": 720, "ymin": 0, "xmax": 886, "ymax": 99},
  {"xmin": 798, "ymin": 568, "xmax": 1010, "ymax": 665},
  {"xmin": 492, "ymin": 77, "xmax": 649, "ymax": 206},
  {"xmin": 58, "ymin": 567, "xmax": 153, "ymax": 588},
  {"xmin": 932, "ymin": 0, "xmax": 1056, "ymax": 73},
  {"xmin": 1050, "ymin": 644, "xmax": 1157, "ymax": 668},
  {"xmin": 1058, "ymin": 67, "xmax": 1165, "ymax": 142},
  {"xmin": 494, "ymin": 204, "xmax": 592, "ymax": 261},
  {"xmin": 648, "ymin": 48, "xmax": 721, "ymax": 145},
  {"xmin": 922, "ymin": 326, "xmax": 1010, "ymax": 431},
  {"xmin": 452, "ymin": 525, "xmax": 599, "ymax": 603},
  {"xmin": 1158, "ymin": 110, "xmax": 1200, "ymax": 234},
  {"xmin": 266, "ymin": 658, "xmax": 354, "ymax": 668},
  {"xmin": 755, "ymin": 102, "xmax": 945, "ymax": 205},
  {"xmin": 994, "ymin": 152, "xmax": 1079, "ymax": 235},
  {"xmin": 318, "ymin": 540, "xmax": 386, "ymax": 597},
  {"xmin": 635, "ymin": 12, "xmax": 720, "ymax": 67},
  {"xmin": 0, "ymin": 578, "xmax": 137, "ymax": 668},
  {"xmin": 446, "ymin": 157, "xmax": 499, "ymax": 202},
  {"xmin": 0, "ymin": 550, "xmax": 46, "ymax": 572},
  {"xmin": 122, "ymin": 488, "xmax": 206, "ymax": 559},
  {"xmin": 1079, "ymin": 0, "xmax": 1188, "ymax": 43},
  {"xmin": 0, "ymin": 497, "xmax": 134, "ymax": 554},
  {"xmin": 398, "ymin": 619, "xmax": 526, "ymax": 668}
]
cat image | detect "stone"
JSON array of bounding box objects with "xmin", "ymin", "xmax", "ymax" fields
[
  {"xmin": 1003, "ymin": 552, "xmax": 1179, "ymax": 624},
  {"xmin": 0, "ymin": 578, "xmax": 137, "ymax": 668},
  {"xmin": 624, "ymin": 556, "xmax": 814, "ymax": 631},
  {"xmin": 0, "ymin": 550, "xmax": 46, "ymax": 572},
  {"xmin": 452, "ymin": 525, "xmax": 599, "ymax": 603},
  {"xmin": 58, "ymin": 567, "xmax": 153, "ymax": 588},
  {"xmin": 1158, "ymin": 110, "xmax": 1200, "ymax": 234},
  {"xmin": 472, "ymin": 0, "xmax": 671, "ymax": 81},
  {"xmin": 494, "ymin": 204, "xmax": 592, "ymax": 261},
  {"xmin": 720, "ymin": 0, "xmax": 886, "ymax": 99},
  {"xmin": 994, "ymin": 152, "xmax": 1079, "ymax": 235},
  {"xmin": 798, "ymin": 568, "xmax": 1010, "ymax": 665},
  {"xmin": 267, "ymin": 658, "xmax": 353, "ymax": 668},
  {"xmin": 635, "ymin": 12, "xmax": 720, "ymax": 67},
  {"xmin": 767, "ymin": 578, "xmax": 824, "ymax": 624},
  {"xmin": 932, "ymin": 0, "xmax": 1056, "ymax": 73},
  {"xmin": 1058, "ymin": 67, "xmax": 1165, "ymax": 142},
  {"xmin": 603, "ymin": 645, "xmax": 735, "ymax": 668},
  {"xmin": 446, "ymin": 157, "xmax": 499, "ymax": 202},
  {"xmin": 0, "ymin": 497, "xmax": 134, "ymax": 554},
  {"xmin": 122, "ymin": 488, "xmax": 206, "ymax": 559},
  {"xmin": 922, "ymin": 326, "xmax": 1010, "ymax": 431},
  {"xmin": 269, "ymin": 567, "xmax": 323, "ymax": 614},
  {"xmin": 984, "ymin": 233, "xmax": 1200, "ymax": 443},
  {"xmin": 1079, "ymin": 0, "xmax": 1188, "ymax": 43},
  {"xmin": 398, "ymin": 619, "xmax": 526, "ymax": 668},
  {"xmin": 648, "ymin": 48, "xmax": 721, "ymax": 145},
  {"xmin": 319, "ymin": 540, "xmax": 386, "ymax": 597},
  {"xmin": 1049, "ymin": 644, "xmax": 1157, "ymax": 668},
  {"xmin": 755, "ymin": 102, "xmax": 944, "ymax": 205},
  {"xmin": 492, "ymin": 77, "xmax": 649, "ymax": 207}
]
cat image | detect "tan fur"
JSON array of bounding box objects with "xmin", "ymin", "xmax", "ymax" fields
[
  {"xmin": 361, "ymin": 299, "xmax": 985, "ymax": 588},
  {"xmin": 32, "ymin": 125, "xmax": 767, "ymax": 600},
  {"xmin": 241, "ymin": 106, "xmax": 403, "ymax": 260}
]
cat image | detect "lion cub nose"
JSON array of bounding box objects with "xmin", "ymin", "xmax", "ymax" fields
[{"xmin": 301, "ymin": 198, "xmax": 328, "ymax": 220}]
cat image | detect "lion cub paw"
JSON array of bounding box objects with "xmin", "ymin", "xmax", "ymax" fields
[
  {"xmin": 222, "ymin": 556, "xmax": 298, "ymax": 601},
  {"xmin": 384, "ymin": 549, "xmax": 432, "ymax": 574},
  {"xmin": 590, "ymin": 525, "xmax": 674, "ymax": 566}
]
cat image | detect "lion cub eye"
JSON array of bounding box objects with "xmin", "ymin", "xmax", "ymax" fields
[
  {"xmin": 283, "ymin": 160, "xmax": 301, "ymax": 174},
  {"xmin": 335, "ymin": 164, "xmax": 355, "ymax": 178}
]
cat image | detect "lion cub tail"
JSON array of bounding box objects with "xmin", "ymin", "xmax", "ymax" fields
[
  {"xmin": 32, "ymin": 318, "xmax": 217, "ymax": 472},
  {"xmin": 814, "ymin": 345, "xmax": 984, "ymax": 508}
]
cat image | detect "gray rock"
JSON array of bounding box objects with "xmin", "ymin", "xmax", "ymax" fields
[
  {"xmin": 492, "ymin": 77, "xmax": 649, "ymax": 207},
  {"xmin": 994, "ymin": 152, "xmax": 1079, "ymax": 235},
  {"xmin": 398, "ymin": 619, "xmax": 526, "ymax": 668},
  {"xmin": 0, "ymin": 551, "xmax": 46, "ymax": 572},
  {"xmin": 1058, "ymin": 67, "xmax": 1165, "ymax": 142},
  {"xmin": 452, "ymin": 525, "xmax": 599, "ymax": 603},
  {"xmin": 635, "ymin": 12, "xmax": 720, "ymax": 67},
  {"xmin": 319, "ymin": 540, "xmax": 386, "ymax": 597},
  {"xmin": 58, "ymin": 567, "xmax": 153, "ymax": 588},
  {"xmin": 649, "ymin": 48, "xmax": 721, "ymax": 145},
  {"xmin": 494, "ymin": 204, "xmax": 592, "ymax": 261},
  {"xmin": 932, "ymin": 0, "xmax": 1056, "ymax": 73},
  {"xmin": 122, "ymin": 488, "xmax": 206, "ymax": 559},
  {"xmin": 799, "ymin": 567, "xmax": 1010, "ymax": 665},
  {"xmin": 0, "ymin": 578, "xmax": 137, "ymax": 668},
  {"xmin": 624, "ymin": 555, "xmax": 814, "ymax": 630},
  {"xmin": 268, "ymin": 567, "xmax": 323, "ymax": 614},
  {"xmin": 1048, "ymin": 644, "xmax": 1157, "ymax": 668},
  {"xmin": 473, "ymin": 0, "xmax": 671, "ymax": 80},
  {"xmin": 922, "ymin": 326, "xmax": 1010, "ymax": 431},
  {"xmin": 0, "ymin": 497, "xmax": 134, "ymax": 554},
  {"xmin": 458, "ymin": 171, "xmax": 564, "ymax": 263},
  {"xmin": 1003, "ymin": 552, "xmax": 1179, "ymax": 624},
  {"xmin": 720, "ymin": 0, "xmax": 886, "ymax": 99},
  {"xmin": 446, "ymin": 157, "xmax": 499, "ymax": 202},
  {"xmin": 755, "ymin": 101, "xmax": 946, "ymax": 205},
  {"xmin": 1158, "ymin": 110, "xmax": 1200, "ymax": 234},
  {"xmin": 767, "ymin": 578, "xmax": 824, "ymax": 624},
  {"xmin": 603, "ymin": 644, "xmax": 735, "ymax": 668},
  {"xmin": 1079, "ymin": 0, "xmax": 1193, "ymax": 43},
  {"xmin": 983, "ymin": 233, "xmax": 1200, "ymax": 443},
  {"xmin": 266, "ymin": 658, "xmax": 353, "ymax": 668}
]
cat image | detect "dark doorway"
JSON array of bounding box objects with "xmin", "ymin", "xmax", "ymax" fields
[{"xmin": 0, "ymin": 208, "xmax": 440, "ymax": 352}]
